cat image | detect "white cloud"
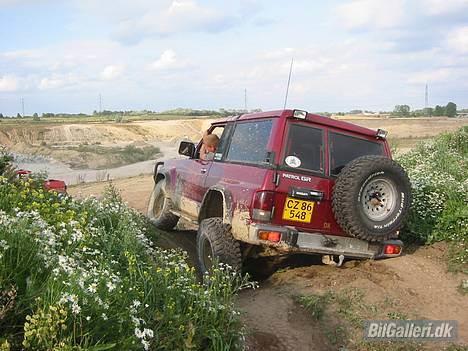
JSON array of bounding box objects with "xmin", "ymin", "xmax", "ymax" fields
[
  {"xmin": 38, "ymin": 74, "xmax": 81, "ymax": 90},
  {"xmin": 0, "ymin": 75, "xmax": 19, "ymax": 92},
  {"xmin": 100, "ymin": 64, "xmax": 125, "ymax": 80},
  {"xmin": 447, "ymin": 26, "xmax": 468, "ymax": 53},
  {"xmin": 148, "ymin": 50, "xmax": 190, "ymax": 71},
  {"xmin": 422, "ymin": 0, "xmax": 468, "ymax": 15},
  {"xmin": 336, "ymin": 0, "xmax": 406, "ymax": 30},
  {"xmin": 108, "ymin": 0, "xmax": 236, "ymax": 44},
  {"xmin": 407, "ymin": 68, "xmax": 452, "ymax": 84}
]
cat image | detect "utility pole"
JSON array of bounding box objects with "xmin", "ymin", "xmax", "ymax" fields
[{"xmin": 21, "ymin": 97, "xmax": 25, "ymax": 117}]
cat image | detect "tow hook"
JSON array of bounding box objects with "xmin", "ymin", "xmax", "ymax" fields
[{"xmin": 322, "ymin": 254, "xmax": 345, "ymax": 267}]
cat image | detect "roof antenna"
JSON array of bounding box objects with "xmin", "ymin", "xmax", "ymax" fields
[{"xmin": 283, "ymin": 56, "xmax": 294, "ymax": 109}]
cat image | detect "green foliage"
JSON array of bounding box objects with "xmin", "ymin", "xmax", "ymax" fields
[
  {"xmin": 294, "ymin": 293, "xmax": 331, "ymax": 321},
  {"xmin": 434, "ymin": 105, "xmax": 446, "ymax": 116},
  {"xmin": 0, "ymin": 180, "xmax": 247, "ymax": 350},
  {"xmin": 397, "ymin": 126, "xmax": 468, "ymax": 272},
  {"xmin": 392, "ymin": 105, "xmax": 411, "ymax": 117},
  {"xmin": 446, "ymin": 102, "xmax": 457, "ymax": 117},
  {"xmin": 0, "ymin": 148, "xmax": 15, "ymax": 180}
]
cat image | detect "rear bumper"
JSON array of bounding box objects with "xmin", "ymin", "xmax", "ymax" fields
[{"xmin": 247, "ymin": 223, "xmax": 402, "ymax": 259}]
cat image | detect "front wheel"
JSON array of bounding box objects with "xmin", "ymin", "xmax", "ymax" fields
[
  {"xmin": 196, "ymin": 217, "xmax": 242, "ymax": 275},
  {"xmin": 147, "ymin": 179, "xmax": 179, "ymax": 230}
]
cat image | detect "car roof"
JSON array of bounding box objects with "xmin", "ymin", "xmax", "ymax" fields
[{"xmin": 211, "ymin": 109, "xmax": 379, "ymax": 137}]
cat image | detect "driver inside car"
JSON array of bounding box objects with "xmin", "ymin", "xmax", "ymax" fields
[{"xmin": 200, "ymin": 131, "xmax": 219, "ymax": 160}]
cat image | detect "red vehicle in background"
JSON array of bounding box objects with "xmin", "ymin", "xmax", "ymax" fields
[
  {"xmin": 16, "ymin": 169, "xmax": 67, "ymax": 193},
  {"xmin": 148, "ymin": 109, "xmax": 411, "ymax": 274}
]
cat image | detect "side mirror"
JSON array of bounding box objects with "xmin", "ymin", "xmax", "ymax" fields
[{"xmin": 178, "ymin": 141, "xmax": 195, "ymax": 158}]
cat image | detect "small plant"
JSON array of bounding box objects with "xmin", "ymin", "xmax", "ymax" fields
[
  {"xmin": 0, "ymin": 148, "xmax": 15, "ymax": 182},
  {"xmin": 295, "ymin": 293, "xmax": 331, "ymax": 321}
]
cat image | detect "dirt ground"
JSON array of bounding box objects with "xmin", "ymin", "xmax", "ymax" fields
[{"xmin": 70, "ymin": 176, "xmax": 468, "ymax": 351}]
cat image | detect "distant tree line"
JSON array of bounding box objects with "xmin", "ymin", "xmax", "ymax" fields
[{"xmin": 392, "ymin": 102, "xmax": 457, "ymax": 117}]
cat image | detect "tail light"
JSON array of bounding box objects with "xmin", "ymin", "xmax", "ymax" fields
[
  {"xmin": 252, "ymin": 191, "xmax": 275, "ymax": 222},
  {"xmin": 383, "ymin": 244, "xmax": 402, "ymax": 255},
  {"xmin": 258, "ymin": 230, "xmax": 281, "ymax": 242}
]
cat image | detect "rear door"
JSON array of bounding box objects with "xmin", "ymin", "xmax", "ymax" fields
[{"xmin": 271, "ymin": 121, "xmax": 339, "ymax": 234}]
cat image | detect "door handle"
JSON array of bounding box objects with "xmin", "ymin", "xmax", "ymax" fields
[{"xmin": 201, "ymin": 168, "xmax": 207, "ymax": 174}]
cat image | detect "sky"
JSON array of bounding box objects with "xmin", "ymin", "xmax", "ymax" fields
[{"xmin": 0, "ymin": 0, "xmax": 467, "ymax": 115}]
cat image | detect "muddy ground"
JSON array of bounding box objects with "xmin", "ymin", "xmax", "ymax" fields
[{"xmin": 70, "ymin": 176, "xmax": 468, "ymax": 351}]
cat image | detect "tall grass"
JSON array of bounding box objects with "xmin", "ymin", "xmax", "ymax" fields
[
  {"xmin": 397, "ymin": 126, "xmax": 467, "ymax": 272},
  {"xmin": 0, "ymin": 178, "xmax": 247, "ymax": 350}
]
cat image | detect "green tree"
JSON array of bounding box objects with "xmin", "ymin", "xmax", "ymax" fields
[
  {"xmin": 16, "ymin": 113, "xmax": 22, "ymax": 118},
  {"xmin": 445, "ymin": 102, "xmax": 457, "ymax": 117},
  {"xmin": 0, "ymin": 113, "xmax": 4, "ymax": 118},
  {"xmin": 423, "ymin": 107, "xmax": 433, "ymax": 117},
  {"xmin": 434, "ymin": 105, "xmax": 445, "ymax": 116},
  {"xmin": 393, "ymin": 105, "xmax": 411, "ymax": 117}
]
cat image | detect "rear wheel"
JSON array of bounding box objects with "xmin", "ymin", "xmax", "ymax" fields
[
  {"xmin": 147, "ymin": 179, "xmax": 179, "ymax": 230},
  {"xmin": 332, "ymin": 155, "xmax": 411, "ymax": 242},
  {"xmin": 196, "ymin": 217, "xmax": 242, "ymax": 275}
]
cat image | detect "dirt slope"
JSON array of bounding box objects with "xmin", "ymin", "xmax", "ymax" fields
[{"xmin": 69, "ymin": 176, "xmax": 467, "ymax": 350}]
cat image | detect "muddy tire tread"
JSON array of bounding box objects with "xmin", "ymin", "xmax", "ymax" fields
[{"xmin": 332, "ymin": 155, "xmax": 411, "ymax": 242}]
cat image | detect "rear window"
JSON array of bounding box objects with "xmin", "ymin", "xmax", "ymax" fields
[
  {"xmin": 226, "ymin": 119, "xmax": 273, "ymax": 164},
  {"xmin": 282, "ymin": 123, "xmax": 324, "ymax": 173},
  {"xmin": 329, "ymin": 132, "xmax": 385, "ymax": 176}
]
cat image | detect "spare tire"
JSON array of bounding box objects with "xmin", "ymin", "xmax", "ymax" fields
[{"xmin": 332, "ymin": 155, "xmax": 411, "ymax": 242}]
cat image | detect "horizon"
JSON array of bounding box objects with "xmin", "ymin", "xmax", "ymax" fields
[{"xmin": 1, "ymin": 0, "xmax": 468, "ymax": 115}]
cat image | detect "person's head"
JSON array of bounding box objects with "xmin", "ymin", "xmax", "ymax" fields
[{"xmin": 203, "ymin": 134, "xmax": 219, "ymax": 153}]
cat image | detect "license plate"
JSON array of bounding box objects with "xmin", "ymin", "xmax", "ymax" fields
[{"xmin": 282, "ymin": 197, "xmax": 314, "ymax": 223}]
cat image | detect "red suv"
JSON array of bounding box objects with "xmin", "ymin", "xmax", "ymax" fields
[{"xmin": 148, "ymin": 110, "xmax": 411, "ymax": 273}]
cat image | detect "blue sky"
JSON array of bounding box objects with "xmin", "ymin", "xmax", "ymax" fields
[{"xmin": 0, "ymin": 0, "xmax": 467, "ymax": 115}]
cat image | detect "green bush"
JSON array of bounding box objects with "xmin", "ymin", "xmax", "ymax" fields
[
  {"xmin": 0, "ymin": 179, "xmax": 247, "ymax": 350},
  {"xmin": 0, "ymin": 148, "xmax": 14, "ymax": 180},
  {"xmin": 397, "ymin": 126, "xmax": 467, "ymax": 272}
]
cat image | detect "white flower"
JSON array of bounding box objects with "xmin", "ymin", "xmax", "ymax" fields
[
  {"xmin": 106, "ymin": 281, "xmax": 116, "ymax": 292},
  {"xmin": 71, "ymin": 302, "xmax": 81, "ymax": 315},
  {"xmin": 87, "ymin": 283, "xmax": 97, "ymax": 294},
  {"xmin": 132, "ymin": 300, "xmax": 141, "ymax": 308}
]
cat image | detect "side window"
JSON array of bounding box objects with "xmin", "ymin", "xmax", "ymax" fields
[
  {"xmin": 213, "ymin": 123, "xmax": 233, "ymax": 160},
  {"xmin": 283, "ymin": 123, "xmax": 323, "ymax": 173},
  {"xmin": 196, "ymin": 125, "xmax": 225, "ymax": 160},
  {"xmin": 226, "ymin": 120, "xmax": 273, "ymax": 164},
  {"xmin": 329, "ymin": 132, "xmax": 385, "ymax": 176}
]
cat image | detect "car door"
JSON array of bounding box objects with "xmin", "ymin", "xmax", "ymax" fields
[{"xmin": 176, "ymin": 125, "xmax": 225, "ymax": 217}]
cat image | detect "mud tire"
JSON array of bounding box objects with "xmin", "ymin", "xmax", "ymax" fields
[
  {"xmin": 332, "ymin": 155, "xmax": 411, "ymax": 242},
  {"xmin": 147, "ymin": 179, "xmax": 179, "ymax": 230},
  {"xmin": 196, "ymin": 217, "xmax": 242, "ymax": 275}
]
